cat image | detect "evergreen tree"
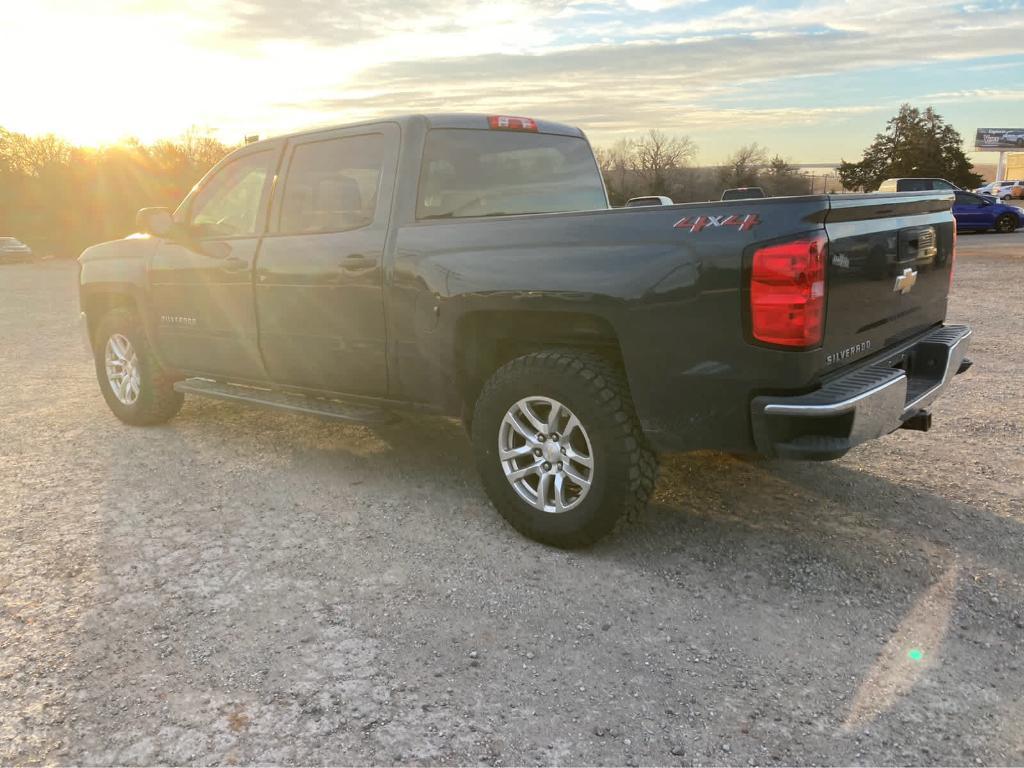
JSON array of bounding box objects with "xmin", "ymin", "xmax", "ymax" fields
[{"xmin": 838, "ymin": 104, "xmax": 983, "ymax": 191}]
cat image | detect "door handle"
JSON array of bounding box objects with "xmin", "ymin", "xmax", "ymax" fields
[
  {"xmin": 339, "ymin": 254, "xmax": 376, "ymax": 270},
  {"xmin": 221, "ymin": 255, "xmax": 248, "ymax": 272}
]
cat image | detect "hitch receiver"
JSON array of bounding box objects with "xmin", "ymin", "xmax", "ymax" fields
[{"xmin": 900, "ymin": 410, "xmax": 932, "ymax": 432}]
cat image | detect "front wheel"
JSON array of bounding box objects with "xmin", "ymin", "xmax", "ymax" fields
[
  {"xmin": 994, "ymin": 214, "xmax": 1018, "ymax": 234},
  {"xmin": 93, "ymin": 309, "xmax": 184, "ymax": 425},
  {"xmin": 471, "ymin": 350, "xmax": 657, "ymax": 548}
]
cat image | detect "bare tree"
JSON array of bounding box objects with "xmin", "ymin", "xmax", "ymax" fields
[
  {"xmin": 0, "ymin": 129, "xmax": 71, "ymax": 176},
  {"xmin": 596, "ymin": 138, "xmax": 639, "ymax": 205},
  {"xmin": 596, "ymin": 130, "xmax": 697, "ymax": 204},
  {"xmin": 633, "ymin": 129, "xmax": 697, "ymax": 198},
  {"xmin": 719, "ymin": 143, "xmax": 769, "ymax": 189},
  {"xmin": 180, "ymin": 125, "xmax": 231, "ymax": 169}
]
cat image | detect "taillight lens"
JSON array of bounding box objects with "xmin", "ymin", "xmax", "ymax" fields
[{"xmin": 750, "ymin": 233, "xmax": 827, "ymax": 347}]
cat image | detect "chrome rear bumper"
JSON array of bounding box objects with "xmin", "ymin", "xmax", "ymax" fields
[{"xmin": 751, "ymin": 325, "xmax": 972, "ymax": 460}]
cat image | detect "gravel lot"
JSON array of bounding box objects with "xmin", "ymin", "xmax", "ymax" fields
[{"xmin": 1, "ymin": 233, "xmax": 1022, "ymax": 766}]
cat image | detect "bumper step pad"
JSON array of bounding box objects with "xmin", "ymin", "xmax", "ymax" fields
[{"xmin": 751, "ymin": 325, "xmax": 971, "ymax": 460}]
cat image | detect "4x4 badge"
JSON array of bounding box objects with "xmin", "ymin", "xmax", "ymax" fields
[
  {"xmin": 893, "ymin": 267, "xmax": 918, "ymax": 295},
  {"xmin": 673, "ymin": 214, "xmax": 760, "ymax": 233}
]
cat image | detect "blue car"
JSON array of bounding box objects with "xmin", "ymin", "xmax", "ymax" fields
[{"xmin": 953, "ymin": 191, "xmax": 1024, "ymax": 233}]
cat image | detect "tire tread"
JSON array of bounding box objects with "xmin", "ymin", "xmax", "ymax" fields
[
  {"xmin": 473, "ymin": 349, "xmax": 658, "ymax": 546},
  {"xmin": 94, "ymin": 309, "xmax": 184, "ymax": 426}
]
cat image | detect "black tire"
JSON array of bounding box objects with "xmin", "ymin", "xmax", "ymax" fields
[
  {"xmin": 471, "ymin": 350, "xmax": 657, "ymax": 548},
  {"xmin": 994, "ymin": 214, "xmax": 1017, "ymax": 234},
  {"xmin": 92, "ymin": 309, "xmax": 184, "ymax": 425}
]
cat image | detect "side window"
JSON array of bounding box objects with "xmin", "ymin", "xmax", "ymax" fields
[
  {"xmin": 900, "ymin": 179, "xmax": 928, "ymax": 191},
  {"xmin": 954, "ymin": 192, "xmax": 979, "ymax": 206},
  {"xmin": 190, "ymin": 151, "xmax": 275, "ymax": 237},
  {"xmin": 278, "ymin": 134, "xmax": 384, "ymax": 234},
  {"xmin": 931, "ymin": 180, "xmax": 956, "ymax": 190}
]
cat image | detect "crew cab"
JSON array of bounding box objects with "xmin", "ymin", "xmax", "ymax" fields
[{"xmin": 79, "ymin": 114, "xmax": 971, "ymax": 547}]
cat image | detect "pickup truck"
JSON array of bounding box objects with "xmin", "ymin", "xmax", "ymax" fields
[{"xmin": 79, "ymin": 113, "xmax": 971, "ymax": 547}]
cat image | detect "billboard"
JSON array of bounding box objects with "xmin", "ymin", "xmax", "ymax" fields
[{"xmin": 975, "ymin": 128, "xmax": 1024, "ymax": 151}]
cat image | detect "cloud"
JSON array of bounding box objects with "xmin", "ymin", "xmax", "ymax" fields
[
  {"xmin": 927, "ymin": 88, "xmax": 1024, "ymax": 102},
  {"xmin": 272, "ymin": 9, "xmax": 1023, "ymax": 138},
  {"xmin": 5, "ymin": 0, "xmax": 1021, "ymax": 157},
  {"xmin": 220, "ymin": 0, "xmax": 573, "ymax": 46}
]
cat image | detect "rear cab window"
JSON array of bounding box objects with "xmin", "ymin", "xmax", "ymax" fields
[
  {"xmin": 277, "ymin": 133, "xmax": 385, "ymax": 234},
  {"xmin": 416, "ymin": 129, "xmax": 607, "ymax": 220}
]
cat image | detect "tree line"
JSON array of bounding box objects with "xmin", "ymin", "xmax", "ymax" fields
[
  {"xmin": 0, "ymin": 104, "xmax": 981, "ymax": 257},
  {"xmin": 0, "ymin": 127, "xmax": 236, "ymax": 257},
  {"xmin": 596, "ymin": 130, "xmax": 814, "ymax": 206}
]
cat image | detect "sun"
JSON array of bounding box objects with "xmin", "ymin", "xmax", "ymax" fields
[{"xmin": 0, "ymin": 1, "xmax": 237, "ymax": 147}]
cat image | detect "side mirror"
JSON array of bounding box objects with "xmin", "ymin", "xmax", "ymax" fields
[{"xmin": 136, "ymin": 207, "xmax": 176, "ymax": 237}]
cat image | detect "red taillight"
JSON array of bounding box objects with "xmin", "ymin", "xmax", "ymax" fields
[
  {"xmin": 750, "ymin": 233, "xmax": 827, "ymax": 347},
  {"xmin": 487, "ymin": 115, "xmax": 538, "ymax": 132}
]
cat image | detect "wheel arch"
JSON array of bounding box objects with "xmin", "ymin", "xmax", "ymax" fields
[
  {"xmin": 80, "ymin": 284, "xmax": 147, "ymax": 348},
  {"xmin": 453, "ymin": 310, "xmax": 626, "ymax": 418}
]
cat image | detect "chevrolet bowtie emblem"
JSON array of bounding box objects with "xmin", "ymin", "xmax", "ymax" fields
[{"xmin": 893, "ymin": 267, "xmax": 918, "ymax": 295}]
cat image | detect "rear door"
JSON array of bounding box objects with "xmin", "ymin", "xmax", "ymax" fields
[
  {"xmin": 151, "ymin": 144, "xmax": 280, "ymax": 378},
  {"xmin": 820, "ymin": 191, "xmax": 954, "ymax": 371},
  {"xmin": 254, "ymin": 123, "xmax": 398, "ymax": 395}
]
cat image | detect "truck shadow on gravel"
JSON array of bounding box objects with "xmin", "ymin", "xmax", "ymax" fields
[
  {"xmin": 179, "ymin": 399, "xmax": 1022, "ymax": 583},
  {"xmin": 86, "ymin": 403, "xmax": 1024, "ymax": 764},
  {"xmin": 628, "ymin": 451, "xmax": 1023, "ymax": 580}
]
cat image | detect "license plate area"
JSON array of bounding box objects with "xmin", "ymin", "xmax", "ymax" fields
[{"xmin": 899, "ymin": 225, "xmax": 937, "ymax": 266}]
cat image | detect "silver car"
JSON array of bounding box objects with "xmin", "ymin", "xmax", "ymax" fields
[
  {"xmin": 0, "ymin": 238, "xmax": 33, "ymax": 262},
  {"xmin": 974, "ymin": 180, "xmax": 1024, "ymax": 200}
]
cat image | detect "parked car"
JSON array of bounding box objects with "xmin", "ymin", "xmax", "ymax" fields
[
  {"xmin": 0, "ymin": 237, "xmax": 33, "ymax": 262},
  {"xmin": 972, "ymin": 180, "xmax": 1024, "ymax": 200},
  {"xmin": 78, "ymin": 113, "xmax": 970, "ymax": 547},
  {"xmin": 624, "ymin": 196, "xmax": 674, "ymax": 207},
  {"xmin": 953, "ymin": 191, "xmax": 1024, "ymax": 233},
  {"xmin": 721, "ymin": 187, "xmax": 765, "ymax": 200},
  {"xmin": 877, "ymin": 178, "xmax": 960, "ymax": 192}
]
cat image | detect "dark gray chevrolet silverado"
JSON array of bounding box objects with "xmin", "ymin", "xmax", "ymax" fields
[{"xmin": 79, "ymin": 113, "xmax": 971, "ymax": 546}]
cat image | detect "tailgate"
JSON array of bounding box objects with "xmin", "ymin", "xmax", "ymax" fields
[{"xmin": 820, "ymin": 191, "xmax": 955, "ymax": 371}]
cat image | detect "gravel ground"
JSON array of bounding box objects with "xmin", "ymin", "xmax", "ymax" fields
[{"xmin": 1, "ymin": 234, "xmax": 1022, "ymax": 766}]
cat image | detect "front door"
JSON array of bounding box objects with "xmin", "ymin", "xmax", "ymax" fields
[
  {"xmin": 952, "ymin": 191, "xmax": 987, "ymax": 231},
  {"xmin": 254, "ymin": 124, "xmax": 397, "ymax": 395},
  {"xmin": 150, "ymin": 145, "xmax": 280, "ymax": 379}
]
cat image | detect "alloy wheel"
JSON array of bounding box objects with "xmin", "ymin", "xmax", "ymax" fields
[
  {"xmin": 498, "ymin": 396, "xmax": 594, "ymax": 513},
  {"xmin": 104, "ymin": 333, "xmax": 141, "ymax": 405}
]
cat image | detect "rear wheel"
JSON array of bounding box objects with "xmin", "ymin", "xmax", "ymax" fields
[
  {"xmin": 93, "ymin": 309, "xmax": 184, "ymax": 425},
  {"xmin": 471, "ymin": 350, "xmax": 657, "ymax": 548},
  {"xmin": 995, "ymin": 214, "xmax": 1017, "ymax": 234}
]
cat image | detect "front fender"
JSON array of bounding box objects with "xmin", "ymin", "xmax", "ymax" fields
[{"xmin": 78, "ymin": 235, "xmax": 159, "ymax": 352}]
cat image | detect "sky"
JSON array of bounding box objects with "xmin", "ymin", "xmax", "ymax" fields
[{"xmin": 2, "ymin": 0, "xmax": 1023, "ymax": 164}]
